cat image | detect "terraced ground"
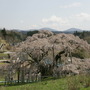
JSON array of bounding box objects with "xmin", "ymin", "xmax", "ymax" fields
[{"xmin": 0, "ymin": 52, "xmax": 10, "ymax": 68}]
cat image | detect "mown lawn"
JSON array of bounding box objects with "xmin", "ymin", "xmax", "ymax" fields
[{"xmin": 0, "ymin": 75, "xmax": 90, "ymax": 90}]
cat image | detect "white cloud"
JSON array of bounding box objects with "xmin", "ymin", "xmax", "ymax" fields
[
  {"xmin": 60, "ymin": 2, "xmax": 82, "ymax": 8},
  {"xmin": 76, "ymin": 13, "xmax": 90, "ymax": 20},
  {"xmin": 41, "ymin": 13, "xmax": 90, "ymax": 30},
  {"xmin": 41, "ymin": 15, "xmax": 70, "ymax": 30},
  {"xmin": 68, "ymin": 13, "xmax": 90, "ymax": 23},
  {"xmin": 31, "ymin": 24, "xmax": 38, "ymax": 28},
  {"xmin": 67, "ymin": 13, "xmax": 90, "ymax": 30},
  {"xmin": 42, "ymin": 15, "xmax": 68, "ymax": 24},
  {"xmin": 30, "ymin": 13, "xmax": 90, "ymax": 31}
]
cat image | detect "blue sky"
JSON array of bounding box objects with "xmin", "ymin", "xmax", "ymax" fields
[{"xmin": 0, "ymin": 0, "xmax": 90, "ymax": 31}]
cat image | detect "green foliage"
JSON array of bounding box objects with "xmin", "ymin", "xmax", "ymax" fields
[
  {"xmin": 67, "ymin": 74, "xmax": 90, "ymax": 90},
  {"xmin": 72, "ymin": 48, "xmax": 90, "ymax": 59},
  {"xmin": 74, "ymin": 31, "xmax": 90, "ymax": 44},
  {"xmin": 1, "ymin": 28, "xmax": 7, "ymax": 39},
  {"xmin": 0, "ymin": 53, "xmax": 9, "ymax": 59},
  {"xmin": 6, "ymin": 31, "xmax": 24, "ymax": 45},
  {"xmin": 0, "ymin": 37, "xmax": 10, "ymax": 51},
  {"xmin": 0, "ymin": 29, "xmax": 39, "ymax": 45},
  {"xmin": 67, "ymin": 76, "xmax": 80, "ymax": 90},
  {"xmin": 27, "ymin": 30, "xmax": 39, "ymax": 36},
  {"xmin": 72, "ymin": 49, "xmax": 85, "ymax": 59},
  {"xmin": 0, "ymin": 28, "xmax": 27, "ymax": 45}
]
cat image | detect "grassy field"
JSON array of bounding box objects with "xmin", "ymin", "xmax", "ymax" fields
[
  {"xmin": 0, "ymin": 53, "xmax": 9, "ymax": 60},
  {"xmin": 0, "ymin": 75, "xmax": 90, "ymax": 90}
]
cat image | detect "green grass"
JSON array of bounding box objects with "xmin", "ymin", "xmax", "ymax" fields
[
  {"xmin": 0, "ymin": 53, "xmax": 9, "ymax": 60},
  {"xmin": 0, "ymin": 78, "xmax": 67, "ymax": 90},
  {"xmin": 0, "ymin": 53, "xmax": 8, "ymax": 57},
  {"xmin": 72, "ymin": 48, "xmax": 90, "ymax": 59},
  {"xmin": 0, "ymin": 76, "xmax": 5, "ymax": 81},
  {"xmin": 0, "ymin": 75, "xmax": 90, "ymax": 90}
]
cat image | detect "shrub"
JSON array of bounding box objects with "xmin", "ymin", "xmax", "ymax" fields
[
  {"xmin": 67, "ymin": 74, "xmax": 90, "ymax": 90},
  {"xmin": 72, "ymin": 48, "xmax": 90, "ymax": 59},
  {"xmin": 67, "ymin": 76, "xmax": 80, "ymax": 90}
]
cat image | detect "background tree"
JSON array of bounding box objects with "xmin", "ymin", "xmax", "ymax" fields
[{"xmin": 1, "ymin": 28, "xmax": 7, "ymax": 39}]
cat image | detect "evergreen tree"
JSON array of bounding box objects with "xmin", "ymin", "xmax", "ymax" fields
[{"xmin": 1, "ymin": 28, "xmax": 7, "ymax": 39}]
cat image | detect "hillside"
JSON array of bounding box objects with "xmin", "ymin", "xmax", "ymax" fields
[
  {"xmin": 0, "ymin": 75, "xmax": 90, "ymax": 90},
  {"xmin": 0, "ymin": 28, "xmax": 41, "ymax": 46},
  {"xmin": 0, "ymin": 37, "xmax": 10, "ymax": 51},
  {"xmin": 0, "ymin": 28, "xmax": 27, "ymax": 45},
  {"xmin": 74, "ymin": 31, "xmax": 90, "ymax": 44}
]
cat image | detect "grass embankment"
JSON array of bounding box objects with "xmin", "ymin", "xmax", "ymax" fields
[
  {"xmin": 0, "ymin": 75, "xmax": 90, "ymax": 90},
  {"xmin": 0, "ymin": 53, "xmax": 9, "ymax": 60}
]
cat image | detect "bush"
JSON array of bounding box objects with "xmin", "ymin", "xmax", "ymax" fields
[
  {"xmin": 67, "ymin": 76, "xmax": 80, "ymax": 90},
  {"xmin": 72, "ymin": 48, "xmax": 90, "ymax": 59},
  {"xmin": 67, "ymin": 74, "xmax": 90, "ymax": 90}
]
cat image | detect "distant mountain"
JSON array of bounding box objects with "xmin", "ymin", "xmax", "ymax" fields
[
  {"xmin": 39, "ymin": 27, "xmax": 58, "ymax": 31},
  {"xmin": 10, "ymin": 28, "xmax": 90, "ymax": 34},
  {"xmin": 63, "ymin": 28, "xmax": 83, "ymax": 33},
  {"xmin": 39, "ymin": 28, "xmax": 86, "ymax": 34}
]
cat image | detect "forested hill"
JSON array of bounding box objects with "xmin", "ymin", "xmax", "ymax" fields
[
  {"xmin": 0, "ymin": 28, "xmax": 39, "ymax": 45},
  {"xmin": 74, "ymin": 31, "xmax": 90, "ymax": 44}
]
